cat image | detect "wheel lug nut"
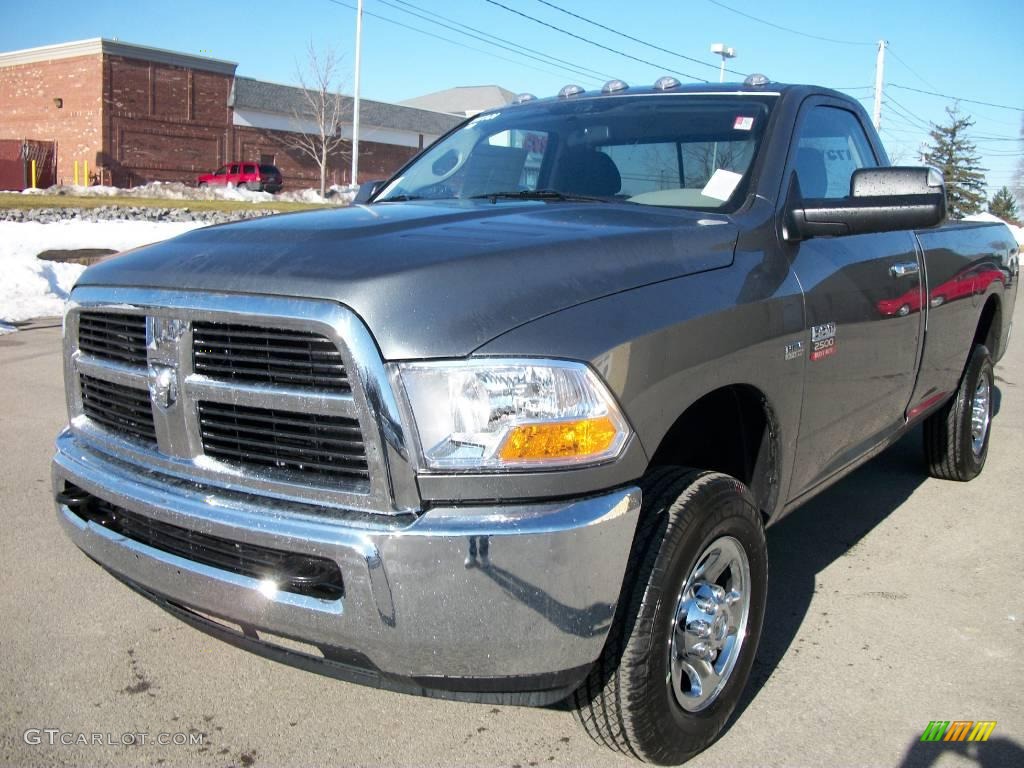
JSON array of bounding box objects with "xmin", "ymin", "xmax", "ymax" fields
[
  {"xmin": 696, "ymin": 597, "xmax": 715, "ymax": 613},
  {"xmin": 687, "ymin": 619, "xmax": 711, "ymax": 638},
  {"xmin": 724, "ymin": 589, "xmax": 741, "ymax": 606},
  {"xmin": 692, "ymin": 642, "xmax": 715, "ymax": 662},
  {"xmin": 709, "ymin": 585, "xmax": 726, "ymax": 603}
]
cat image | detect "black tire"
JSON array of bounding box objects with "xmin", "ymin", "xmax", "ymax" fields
[
  {"xmin": 924, "ymin": 344, "xmax": 994, "ymax": 481},
  {"xmin": 572, "ymin": 468, "xmax": 768, "ymax": 765}
]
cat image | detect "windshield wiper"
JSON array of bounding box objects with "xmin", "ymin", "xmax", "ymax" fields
[
  {"xmin": 379, "ymin": 194, "xmax": 423, "ymax": 202},
  {"xmin": 467, "ymin": 189, "xmax": 609, "ymax": 203}
]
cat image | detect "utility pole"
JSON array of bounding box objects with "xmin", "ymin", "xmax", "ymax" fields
[
  {"xmin": 872, "ymin": 39, "xmax": 887, "ymax": 131},
  {"xmin": 350, "ymin": 0, "xmax": 364, "ymax": 186}
]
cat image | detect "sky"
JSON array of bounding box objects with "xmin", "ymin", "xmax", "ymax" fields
[{"xmin": 2, "ymin": 0, "xmax": 1021, "ymax": 197}]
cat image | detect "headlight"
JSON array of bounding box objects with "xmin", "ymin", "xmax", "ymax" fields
[{"xmin": 397, "ymin": 359, "xmax": 630, "ymax": 471}]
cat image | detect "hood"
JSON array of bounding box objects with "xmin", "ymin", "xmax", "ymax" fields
[{"xmin": 78, "ymin": 200, "xmax": 738, "ymax": 359}]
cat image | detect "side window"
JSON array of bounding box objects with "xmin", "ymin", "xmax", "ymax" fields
[
  {"xmin": 794, "ymin": 106, "xmax": 877, "ymax": 198},
  {"xmin": 229, "ymin": 164, "xmax": 240, "ymax": 174},
  {"xmin": 214, "ymin": 166, "xmax": 227, "ymax": 176}
]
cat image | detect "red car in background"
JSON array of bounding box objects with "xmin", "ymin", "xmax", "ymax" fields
[
  {"xmin": 877, "ymin": 263, "xmax": 1005, "ymax": 317},
  {"xmin": 197, "ymin": 162, "xmax": 283, "ymax": 193}
]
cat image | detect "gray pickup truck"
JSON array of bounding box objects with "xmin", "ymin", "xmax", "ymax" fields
[{"xmin": 53, "ymin": 77, "xmax": 1017, "ymax": 764}]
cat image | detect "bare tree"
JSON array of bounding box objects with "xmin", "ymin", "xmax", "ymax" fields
[{"xmin": 284, "ymin": 42, "xmax": 350, "ymax": 196}]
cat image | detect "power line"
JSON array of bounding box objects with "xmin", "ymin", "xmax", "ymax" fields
[
  {"xmin": 703, "ymin": 1, "xmax": 1020, "ymax": 119},
  {"xmin": 704, "ymin": 0, "xmax": 875, "ymax": 46},
  {"xmin": 482, "ymin": 0, "xmax": 711, "ymax": 83},
  {"xmin": 324, "ymin": 0, "xmax": 595, "ymax": 83},
  {"xmin": 889, "ymin": 83, "xmax": 1023, "ymax": 112},
  {"xmin": 531, "ymin": 0, "xmax": 747, "ymax": 78},
  {"xmin": 969, "ymin": 135, "xmax": 1024, "ymax": 144},
  {"xmin": 383, "ymin": 0, "xmax": 615, "ymax": 83},
  {"xmin": 885, "ymin": 46, "xmax": 939, "ymax": 91},
  {"xmin": 884, "ymin": 94, "xmax": 933, "ymax": 131},
  {"xmin": 880, "ymin": 124, "xmax": 930, "ymax": 137}
]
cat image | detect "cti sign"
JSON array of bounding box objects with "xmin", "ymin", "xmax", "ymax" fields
[{"xmin": 919, "ymin": 721, "xmax": 997, "ymax": 743}]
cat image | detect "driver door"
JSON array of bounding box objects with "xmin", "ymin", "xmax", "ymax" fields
[{"xmin": 786, "ymin": 99, "xmax": 924, "ymax": 497}]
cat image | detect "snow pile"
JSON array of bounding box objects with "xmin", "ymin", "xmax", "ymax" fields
[
  {"xmin": 9, "ymin": 180, "xmax": 355, "ymax": 205},
  {"xmin": 0, "ymin": 219, "xmax": 205, "ymax": 333},
  {"xmin": 964, "ymin": 212, "xmax": 1024, "ymax": 247}
]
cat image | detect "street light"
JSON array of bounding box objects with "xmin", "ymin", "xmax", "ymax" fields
[{"xmin": 710, "ymin": 43, "xmax": 736, "ymax": 83}]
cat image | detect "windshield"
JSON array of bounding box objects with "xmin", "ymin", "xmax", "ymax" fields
[{"xmin": 376, "ymin": 95, "xmax": 776, "ymax": 210}]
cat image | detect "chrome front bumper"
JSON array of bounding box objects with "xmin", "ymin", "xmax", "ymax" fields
[{"xmin": 53, "ymin": 431, "xmax": 642, "ymax": 701}]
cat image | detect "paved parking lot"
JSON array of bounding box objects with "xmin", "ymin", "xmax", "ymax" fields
[{"xmin": 1, "ymin": 316, "xmax": 1021, "ymax": 768}]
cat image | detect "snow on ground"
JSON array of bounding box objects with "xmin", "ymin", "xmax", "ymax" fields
[
  {"xmin": 964, "ymin": 211, "xmax": 1024, "ymax": 247},
  {"xmin": 0, "ymin": 219, "xmax": 205, "ymax": 333},
  {"xmin": 2, "ymin": 180, "xmax": 355, "ymax": 205}
]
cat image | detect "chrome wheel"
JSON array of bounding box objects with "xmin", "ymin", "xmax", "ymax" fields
[
  {"xmin": 668, "ymin": 535, "xmax": 751, "ymax": 712},
  {"xmin": 971, "ymin": 375, "xmax": 991, "ymax": 457}
]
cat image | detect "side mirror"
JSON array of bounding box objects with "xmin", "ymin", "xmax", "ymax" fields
[
  {"xmin": 785, "ymin": 166, "xmax": 947, "ymax": 241},
  {"xmin": 353, "ymin": 179, "xmax": 386, "ymax": 204}
]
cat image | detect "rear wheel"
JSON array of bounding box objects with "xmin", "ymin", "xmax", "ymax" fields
[
  {"xmin": 572, "ymin": 468, "xmax": 767, "ymax": 765},
  {"xmin": 924, "ymin": 344, "xmax": 994, "ymax": 481}
]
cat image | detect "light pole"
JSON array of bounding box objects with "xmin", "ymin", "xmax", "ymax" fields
[
  {"xmin": 709, "ymin": 43, "xmax": 736, "ymax": 172},
  {"xmin": 872, "ymin": 39, "xmax": 887, "ymax": 131},
  {"xmin": 710, "ymin": 43, "xmax": 736, "ymax": 83},
  {"xmin": 351, "ymin": 0, "xmax": 364, "ymax": 187}
]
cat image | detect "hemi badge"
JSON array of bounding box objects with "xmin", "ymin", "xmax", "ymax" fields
[{"xmin": 784, "ymin": 341, "xmax": 804, "ymax": 361}]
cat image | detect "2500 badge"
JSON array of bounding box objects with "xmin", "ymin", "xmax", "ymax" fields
[{"xmin": 811, "ymin": 322, "xmax": 837, "ymax": 361}]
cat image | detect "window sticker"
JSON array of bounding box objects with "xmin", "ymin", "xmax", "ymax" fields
[
  {"xmin": 734, "ymin": 116, "xmax": 755, "ymax": 131},
  {"xmin": 701, "ymin": 169, "xmax": 743, "ymax": 201}
]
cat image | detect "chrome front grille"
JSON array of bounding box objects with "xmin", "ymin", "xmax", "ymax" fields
[
  {"xmin": 65, "ymin": 290, "xmax": 413, "ymax": 513},
  {"xmin": 192, "ymin": 322, "xmax": 351, "ymax": 391},
  {"xmin": 198, "ymin": 402, "xmax": 369, "ymax": 485},
  {"xmin": 79, "ymin": 373, "xmax": 156, "ymax": 444},
  {"xmin": 77, "ymin": 312, "xmax": 147, "ymax": 366}
]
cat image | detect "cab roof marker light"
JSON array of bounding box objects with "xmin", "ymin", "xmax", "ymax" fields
[
  {"xmin": 654, "ymin": 76, "xmax": 681, "ymax": 91},
  {"xmin": 743, "ymin": 73, "xmax": 771, "ymax": 87},
  {"xmin": 513, "ymin": 93, "xmax": 537, "ymax": 105},
  {"xmin": 601, "ymin": 79, "xmax": 629, "ymax": 94},
  {"xmin": 558, "ymin": 84, "xmax": 585, "ymax": 99}
]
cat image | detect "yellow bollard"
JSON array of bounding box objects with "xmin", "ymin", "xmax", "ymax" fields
[
  {"xmin": 30, "ymin": 159, "xmax": 37, "ymax": 189},
  {"xmin": 73, "ymin": 160, "xmax": 79, "ymax": 186},
  {"xmin": 84, "ymin": 159, "xmax": 89, "ymax": 186}
]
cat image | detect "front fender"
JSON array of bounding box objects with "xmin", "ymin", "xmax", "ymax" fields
[{"xmin": 475, "ymin": 253, "xmax": 806, "ymax": 518}]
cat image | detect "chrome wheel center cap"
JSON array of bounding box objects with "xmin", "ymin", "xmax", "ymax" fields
[
  {"xmin": 668, "ymin": 536, "xmax": 751, "ymax": 712},
  {"xmin": 971, "ymin": 375, "xmax": 991, "ymax": 457}
]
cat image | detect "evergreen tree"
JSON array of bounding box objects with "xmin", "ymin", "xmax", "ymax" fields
[
  {"xmin": 988, "ymin": 186, "xmax": 1020, "ymax": 225},
  {"xmin": 922, "ymin": 106, "xmax": 987, "ymax": 218}
]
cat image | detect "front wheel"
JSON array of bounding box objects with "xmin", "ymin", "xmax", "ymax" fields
[{"xmin": 572, "ymin": 468, "xmax": 767, "ymax": 765}]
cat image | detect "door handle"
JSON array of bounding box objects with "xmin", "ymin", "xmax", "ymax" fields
[{"xmin": 890, "ymin": 262, "xmax": 920, "ymax": 278}]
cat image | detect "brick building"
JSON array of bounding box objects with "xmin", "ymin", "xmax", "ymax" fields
[{"xmin": 0, "ymin": 38, "xmax": 463, "ymax": 189}]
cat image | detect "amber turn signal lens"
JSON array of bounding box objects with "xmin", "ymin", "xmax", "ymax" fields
[{"xmin": 498, "ymin": 416, "xmax": 619, "ymax": 462}]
